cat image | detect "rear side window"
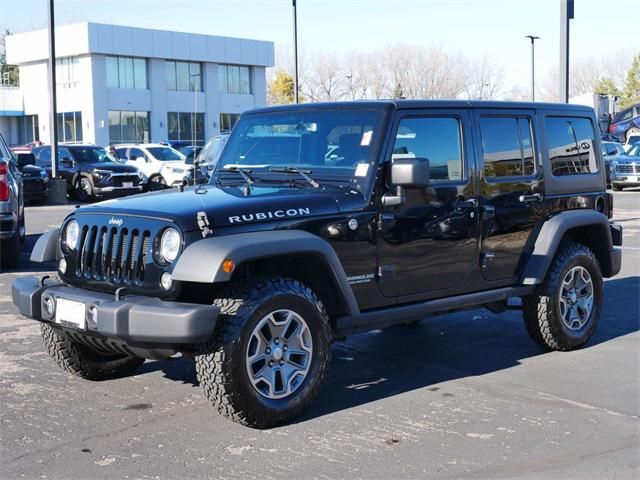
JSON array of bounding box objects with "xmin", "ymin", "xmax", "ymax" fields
[
  {"xmin": 545, "ymin": 117, "xmax": 598, "ymax": 176},
  {"xmin": 392, "ymin": 117, "xmax": 463, "ymax": 182},
  {"xmin": 480, "ymin": 116, "xmax": 535, "ymax": 178}
]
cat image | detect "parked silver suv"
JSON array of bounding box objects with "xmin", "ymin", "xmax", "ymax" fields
[{"xmin": 0, "ymin": 131, "xmax": 25, "ymax": 270}]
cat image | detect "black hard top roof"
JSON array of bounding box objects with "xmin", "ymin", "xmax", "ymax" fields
[{"xmin": 250, "ymin": 99, "xmax": 593, "ymax": 114}]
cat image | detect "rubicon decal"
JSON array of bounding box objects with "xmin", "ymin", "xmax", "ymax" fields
[{"xmin": 228, "ymin": 208, "xmax": 311, "ymax": 224}]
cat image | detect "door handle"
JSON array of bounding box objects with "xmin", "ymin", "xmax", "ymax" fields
[
  {"xmin": 453, "ymin": 198, "xmax": 478, "ymax": 209},
  {"xmin": 519, "ymin": 193, "xmax": 544, "ymax": 203}
]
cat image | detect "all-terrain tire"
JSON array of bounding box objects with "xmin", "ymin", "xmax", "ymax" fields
[
  {"xmin": 41, "ymin": 323, "xmax": 145, "ymax": 380},
  {"xmin": 196, "ymin": 277, "xmax": 331, "ymax": 428},
  {"xmin": 0, "ymin": 229, "xmax": 20, "ymax": 271},
  {"xmin": 522, "ymin": 242, "xmax": 603, "ymax": 351}
]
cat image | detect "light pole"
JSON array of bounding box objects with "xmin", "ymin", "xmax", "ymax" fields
[
  {"xmin": 560, "ymin": 0, "xmax": 574, "ymax": 103},
  {"xmin": 525, "ymin": 35, "xmax": 540, "ymax": 102},
  {"xmin": 292, "ymin": 0, "xmax": 299, "ymax": 104}
]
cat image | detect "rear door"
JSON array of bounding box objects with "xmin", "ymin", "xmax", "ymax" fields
[
  {"xmin": 376, "ymin": 109, "xmax": 480, "ymax": 299},
  {"xmin": 474, "ymin": 109, "xmax": 543, "ymax": 283}
]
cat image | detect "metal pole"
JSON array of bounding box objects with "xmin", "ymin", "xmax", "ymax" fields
[
  {"xmin": 525, "ymin": 35, "xmax": 540, "ymax": 102},
  {"xmin": 47, "ymin": 0, "xmax": 58, "ymax": 177},
  {"xmin": 560, "ymin": 0, "xmax": 574, "ymax": 103},
  {"xmin": 292, "ymin": 0, "xmax": 299, "ymax": 104}
]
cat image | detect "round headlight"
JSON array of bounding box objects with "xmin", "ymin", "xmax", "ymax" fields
[
  {"xmin": 65, "ymin": 220, "xmax": 79, "ymax": 250},
  {"xmin": 160, "ymin": 228, "xmax": 181, "ymax": 263}
]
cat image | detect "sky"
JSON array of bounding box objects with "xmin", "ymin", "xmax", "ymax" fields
[{"xmin": 1, "ymin": 0, "xmax": 638, "ymax": 95}]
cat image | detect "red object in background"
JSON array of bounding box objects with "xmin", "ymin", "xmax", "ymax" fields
[{"xmin": 0, "ymin": 162, "xmax": 10, "ymax": 201}]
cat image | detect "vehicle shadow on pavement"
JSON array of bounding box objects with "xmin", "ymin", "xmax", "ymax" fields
[
  {"xmin": 129, "ymin": 276, "xmax": 640, "ymax": 424},
  {"xmin": 298, "ymin": 275, "xmax": 640, "ymax": 423}
]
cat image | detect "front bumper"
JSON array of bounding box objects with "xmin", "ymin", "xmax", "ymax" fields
[{"xmin": 12, "ymin": 276, "xmax": 218, "ymax": 356}]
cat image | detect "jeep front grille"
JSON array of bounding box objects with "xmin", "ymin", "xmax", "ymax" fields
[
  {"xmin": 75, "ymin": 225, "xmax": 151, "ymax": 284},
  {"xmin": 615, "ymin": 164, "xmax": 640, "ymax": 174}
]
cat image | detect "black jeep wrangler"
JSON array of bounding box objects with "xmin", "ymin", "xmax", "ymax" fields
[{"xmin": 12, "ymin": 101, "xmax": 622, "ymax": 428}]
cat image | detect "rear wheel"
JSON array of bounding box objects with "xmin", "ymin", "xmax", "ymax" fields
[
  {"xmin": 522, "ymin": 242, "xmax": 603, "ymax": 351},
  {"xmin": 41, "ymin": 324, "xmax": 145, "ymax": 380},
  {"xmin": 196, "ymin": 277, "xmax": 331, "ymax": 428}
]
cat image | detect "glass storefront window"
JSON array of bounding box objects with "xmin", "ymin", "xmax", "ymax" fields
[
  {"xmin": 108, "ymin": 111, "xmax": 150, "ymax": 144},
  {"xmin": 167, "ymin": 112, "xmax": 204, "ymax": 142}
]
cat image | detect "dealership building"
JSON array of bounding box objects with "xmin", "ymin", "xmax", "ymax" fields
[{"xmin": 0, "ymin": 22, "xmax": 274, "ymax": 146}]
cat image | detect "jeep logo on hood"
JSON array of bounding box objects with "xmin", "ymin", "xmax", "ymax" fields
[
  {"xmin": 229, "ymin": 208, "xmax": 311, "ymax": 224},
  {"xmin": 108, "ymin": 217, "xmax": 124, "ymax": 227}
]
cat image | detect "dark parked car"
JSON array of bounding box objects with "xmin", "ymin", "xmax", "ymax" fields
[
  {"xmin": 609, "ymin": 103, "xmax": 640, "ymax": 142},
  {"xmin": 0, "ymin": 131, "xmax": 25, "ymax": 270},
  {"xmin": 16, "ymin": 153, "xmax": 49, "ymax": 204},
  {"xmin": 31, "ymin": 145, "xmax": 143, "ymax": 202}
]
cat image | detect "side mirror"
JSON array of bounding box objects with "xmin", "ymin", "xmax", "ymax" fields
[
  {"xmin": 18, "ymin": 153, "xmax": 36, "ymax": 168},
  {"xmin": 60, "ymin": 157, "xmax": 74, "ymax": 167},
  {"xmin": 382, "ymin": 157, "xmax": 430, "ymax": 207}
]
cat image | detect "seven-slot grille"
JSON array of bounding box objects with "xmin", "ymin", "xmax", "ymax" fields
[
  {"xmin": 75, "ymin": 224, "xmax": 151, "ymax": 284},
  {"xmin": 615, "ymin": 164, "xmax": 640, "ymax": 174}
]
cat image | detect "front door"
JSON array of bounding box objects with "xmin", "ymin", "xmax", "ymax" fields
[
  {"xmin": 474, "ymin": 110, "xmax": 543, "ymax": 282},
  {"xmin": 376, "ymin": 110, "xmax": 480, "ymax": 299}
]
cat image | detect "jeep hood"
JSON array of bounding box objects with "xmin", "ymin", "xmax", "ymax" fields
[{"xmin": 76, "ymin": 184, "xmax": 366, "ymax": 231}]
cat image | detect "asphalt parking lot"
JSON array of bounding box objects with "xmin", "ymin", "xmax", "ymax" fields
[{"xmin": 1, "ymin": 192, "xmax": 639, "ymax": 479}]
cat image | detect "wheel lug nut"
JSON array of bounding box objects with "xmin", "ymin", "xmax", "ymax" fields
[
  {"xmin": 279, "ymin": 360, "xmax": 284, "ymax": 366},
  {"xmin": 274, "ymin": 338, "xmax": 279, "ymax": 344},
  {"xmin": 269, "ymin": 361, "xmax": 274, "ymax": 367},
  {"xmin": 283, "ymin": 346, "xmax": 287, "ymax": 351},
  {"xmin": 265, "ymin": 348, "xmax": 271, "ymax": 354}
]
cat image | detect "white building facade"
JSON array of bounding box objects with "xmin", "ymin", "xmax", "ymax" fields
[{"xmin": 2, "ymin": 22, "xmax": 274, "ymax": 146}]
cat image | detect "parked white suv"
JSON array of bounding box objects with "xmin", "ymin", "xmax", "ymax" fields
[{"xmin": 114, "ymin": 144, "xmax": 192, "ymax": 189}]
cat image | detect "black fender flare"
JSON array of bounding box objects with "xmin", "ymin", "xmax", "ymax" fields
[
  {"xmin": 171, "ymin": 230, "xmax": 360, "ymax": 316},
  {"xmin": 520, "ymin": 210, "xmax": 613, "ymax": 285},
  {"xmin": 30, "ymin": 228, "xmax": 60, "ymax": 262}
]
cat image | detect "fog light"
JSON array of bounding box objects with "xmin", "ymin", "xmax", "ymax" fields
[
  {"xmin": 59, "ymin": 258, "xmax": 67, "ymax": 274},
  {"xmin": 160, "ymin": 272, "xmax": 173, "ymax": 290},
  {"xmin": 43, "ymin": 296, "xmax": 55, "ymax": 317},
  {"xmin": 88, "ymin": 305, "xmax": 98, "ymax": 325}
]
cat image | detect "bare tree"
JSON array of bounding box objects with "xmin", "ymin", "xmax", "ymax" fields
[{"xmin": 463, "ymin": 54, "xmax": 504, "ymax": 100}]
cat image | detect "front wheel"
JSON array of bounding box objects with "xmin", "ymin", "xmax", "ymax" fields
[
  {"xmin": 522, "ymin": 242, "xmax": 603, "ymax": 351},
  {"xmin": 148, "ymin": 174, "xmax": 167, "ymax": 191},
  {"xmin": 75, "ymin": 176, "xmax": 94, "ymax": 202},
  {"xmin": 196, "ymin": 277, "xmax": 331, "ymax": 428},
  {"xmin": 41, "ymin": 324, "xmax": 145, "ymax": 380}
]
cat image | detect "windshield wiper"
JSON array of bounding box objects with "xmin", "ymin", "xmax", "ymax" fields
[
  {"xmin": 270, "ymin": 166, "xmax": 320, "ymax": 189},
  {"xmin": 220, "ymin": 165, "xmax": 255, "ymax": 195}
]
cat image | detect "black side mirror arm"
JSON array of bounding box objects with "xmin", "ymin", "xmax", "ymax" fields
[{"xmin": 381, "ymin": 185, "xmax": 405, "ymax": 207}]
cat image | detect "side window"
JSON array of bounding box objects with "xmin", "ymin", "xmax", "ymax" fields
[
  {"xmin": 480, "ymin": 116, "xmax": 535, "ymax": 178},
  {"xmin": 115, "ymin": 148, "xmax": 127, "ymax": 160},
  {"xmin": 128, "ymin": 148, "xmax": 145, "ymax": 160},
  {"xmin": 37, "ymin": 148, "xmax": 52, "ymax": 167},
  {"xmin": 392, "ymin": 117, "xmax": 463, "ymax": 182},
  {"xmin": 59, "ymin": 148, "xmax": 72, "ymax": 161},
  {"xmin": 545, "ymin": 116, "xmax": 598, "ymax": 176}
]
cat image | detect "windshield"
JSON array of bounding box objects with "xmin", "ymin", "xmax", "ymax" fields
[
  {"xmin": 69, "ymin": 147, "xmax": 114, "ymax": 164},
  {"xmin": 213, "ymin": 109, "xmax": 384, "ymax": 189},
  {"xmin": 146, "ymin": 147, "xmax": 185, "ymax": 161},
  {"xmin": 199, "ymin": 134, "xmax": 229, "ymax": 167}
]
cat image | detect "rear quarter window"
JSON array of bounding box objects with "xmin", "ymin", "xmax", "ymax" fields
[{"xmin": 545, "ymin": 116, "xmax": 598, "ymax": 176}]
